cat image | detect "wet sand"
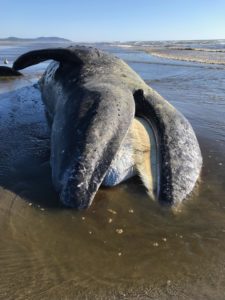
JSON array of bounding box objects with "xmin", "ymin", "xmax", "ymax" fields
[{"xmin": 1, "ymin": 44, "xmax": 225, "ymax": 299}]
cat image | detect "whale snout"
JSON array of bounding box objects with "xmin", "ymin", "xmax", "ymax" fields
[
  {"xmin": 60, "ymin": 180, "xmax": 91, "ymax": 210},
  {"xmin": 59, "ymin": 164, "xmax": 98, "ymax": 210}
]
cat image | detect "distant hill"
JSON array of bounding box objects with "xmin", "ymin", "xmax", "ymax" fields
[{"xmin": 0, "ymin": 36, "xmax": 72, "ymax": 43}]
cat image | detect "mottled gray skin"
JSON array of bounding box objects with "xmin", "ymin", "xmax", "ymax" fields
[{"xmin": 13, "ymin": 46, "xmax": 202, "ymax": 209}]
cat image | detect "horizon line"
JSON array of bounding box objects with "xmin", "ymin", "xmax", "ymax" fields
[{"xmin": 1, "ymin": 36, "xmax": 225, "ymax": 44}]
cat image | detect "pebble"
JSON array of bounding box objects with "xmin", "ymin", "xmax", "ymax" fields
[
  {"xmin": 153, "ymin": 242, "xmax": 159, "ymax": 247},
  {"xmin": 167, "ymin": 280, "xmax": 171, "ymax": 286},
  {"xmin": 107, "ymin": 209, "xmax": 117, "ymax": 215},
  {"xmin": 108, "ymin": 218, "xmax": 113, "ymax": 223},
  {"xmin": 82, "ymin": 217, "xmax": 85, "ymax": 221},
  {"xmin": 118, "ymin": 252, "xmax": 122, "ymax": 256},
  {"xmin": 28, "ymin": 203, "xmax": 32, "ymax": 206},
  {"xmin": 219, "ymin": 162, "xmax": 223, "ymax": 166},
  {"xmin": 89, "ymin": 231, "xmax": 92, "ymax": 235},
  {"xmin": 40, "ymin": 208, "xmax": 45, "ymax": 211},
  {"xmin": 128, "ymin": 209, "xmax": 134, "ymax": 213},
  {"xmin": 116, "ymin": 228, "xmax": 123, "ymax": 234},
  {"xmin": 162, "ymin": 237, "xmax": 167, "ymax": 242}
]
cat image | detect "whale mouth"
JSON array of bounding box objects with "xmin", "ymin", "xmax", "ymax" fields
[
  {"xmin": 134, "ymin": 116, "xmax": 160, "ymax": 201},
  {"xmin": 101, "ymin": 117, "xmax": 160, "ymax": 200}
]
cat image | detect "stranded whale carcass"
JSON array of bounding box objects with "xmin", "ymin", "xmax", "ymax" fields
[{"xmin": 11, "ymin": 46, "xmax": 202, "ymax": 210}]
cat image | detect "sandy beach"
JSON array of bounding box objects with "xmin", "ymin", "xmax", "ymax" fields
[{"xmin": 0, "ymin": 41, "xmax": 225, "ymax": 299}]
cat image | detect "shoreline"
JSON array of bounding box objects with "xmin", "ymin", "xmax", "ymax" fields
[
  {"xmin": 113, "ymin": 43, "xmax": 225, "ymax": 66},
  {"xmin": 139, "ymin": 47, "xmax": 225, "ymax": 66}
]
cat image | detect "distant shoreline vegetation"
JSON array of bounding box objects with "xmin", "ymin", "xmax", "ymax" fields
[{"xmin": 0, "ymin": 37, "xmax": 72, "ymax": 43}]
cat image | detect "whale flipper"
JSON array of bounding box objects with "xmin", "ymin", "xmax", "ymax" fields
[{"xmin": 13, "ymin": 48, "xmax": 83, "ymax": 70}]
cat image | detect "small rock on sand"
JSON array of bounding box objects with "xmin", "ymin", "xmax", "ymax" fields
[{"xmin": 107, "ymin": 209, "xmax": 117, "ymax": 215}]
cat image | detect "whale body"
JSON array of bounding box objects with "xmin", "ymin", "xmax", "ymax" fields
[{"xmin": 11, "ymin": 46, "xmax": 202, "ymax": 210}]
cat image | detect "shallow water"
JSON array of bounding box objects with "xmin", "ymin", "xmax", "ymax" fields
[
  {"xmin": 0, "ymin": 42, "xmax": 225, "ymax": 299},
  {"xmin": 117, "ymin": 39, "xmax": 225, "ymax": 65}
]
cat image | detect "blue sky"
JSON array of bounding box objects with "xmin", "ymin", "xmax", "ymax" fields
[{"xmin": 1, "ymin": 0, "xmax": 225, "ymax": 42}]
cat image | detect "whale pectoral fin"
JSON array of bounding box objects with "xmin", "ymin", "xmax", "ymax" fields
[
  {"xmin": 134, "ymin": 89, "xmax": 202, "ymax": 206},
  {"xmin": 13, "ymin": 48, "xmax": 83, "ymax": 70},
  {"xmin": 52, "ymin": 86, "xmax": 135, "ymax": 210},
  {"xmin": 0, "ymin": 66, "xmax": 22, "ymax": 77}
]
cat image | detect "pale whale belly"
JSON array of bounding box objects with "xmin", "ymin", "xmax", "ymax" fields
[{"xmin": 102, "ymin": 117, "xmax": 158, "ymax": 200}]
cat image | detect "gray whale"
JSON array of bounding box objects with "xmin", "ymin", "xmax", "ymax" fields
[{"xmin": 12, "ymin": 46, "xmax": 202, "ymax": 210}]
